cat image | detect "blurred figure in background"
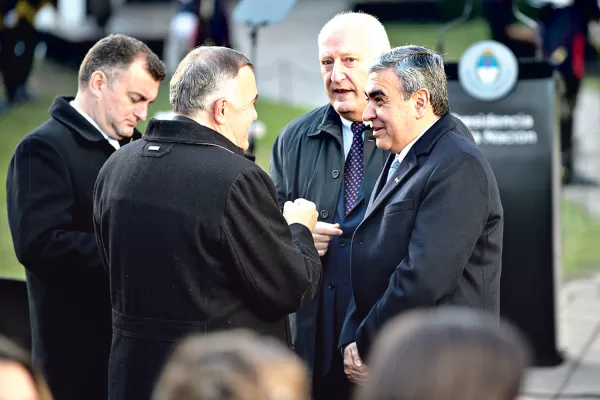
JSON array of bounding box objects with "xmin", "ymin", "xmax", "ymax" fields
[
  {"xmin": 534, "ymin": 0, "xmax": 600, "ymax": 185},
  {"xmin": 484, "ymin": 0, "xmax": 600, "ymax": 185},
  {"xmin": 0, "ymin": 0, "xmax": 55, "ymax": 114},
  {"xmin": 355, "ymin": 307, "xmax": 531, "ymax": 400},
  {"xmin": 153, "ymin": 329, "xmax": 310, "ymax": 400},
  {"xmin": 0, "ymin": 334, "xmax": 53, "ymax": 400},
  {"xmin": 483, "ymin": 0, "xmax": 538, "ymax": 59},
  {"xmin": 165, "ymin": 0, "xmax": 236, "ymax": 75}
]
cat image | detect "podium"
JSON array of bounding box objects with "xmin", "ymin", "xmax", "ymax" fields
[{"xmin": 446, "ymin": 40, "xmax": 563, "ymax": 366}]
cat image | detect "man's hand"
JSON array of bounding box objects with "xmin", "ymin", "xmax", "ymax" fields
[
  {"xmin": 283, "ymin": 198, "xmax": 318, "ymax": 232},
  {"xmin": 343, "ymin": 342, "xmax": 368, "ymax": 385},
  {"xmin": 312, "ymin": 221, "xmax": 343, "ymax": 257}
]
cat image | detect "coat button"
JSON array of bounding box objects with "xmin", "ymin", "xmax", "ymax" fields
[
  {"xmin": 328, "ymin": 281, "xmax": 336, "ymax": 290},
  {"xmin": 339, "ymin": 239, "xmax": 346, "ymax": 247},
  {"xmin": 332, "ymin": 169, "xmax": 340, "ymax": 179},
  {"xmin": 320, "ymin": 210, "xmax": 329, "ymax": 219}
]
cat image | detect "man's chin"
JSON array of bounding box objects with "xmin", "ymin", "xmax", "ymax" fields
[
  {"xmin": 117, "ymin": 128, "xmax": 135, "ymax": 139},
  {"xmin": 332, "ymin": 102, "xmax": 357, "ymax": 117},
  {"xmin": 374, "ymin": 138, "xmax": 391, "ymax": 151}
]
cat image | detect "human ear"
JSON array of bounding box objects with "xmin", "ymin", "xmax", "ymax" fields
[
  {"xmin": 89, "ymin": 71, "xmax": 107, "ymax": 97},
  {"xmin": 213, "ymin": 98, "xmax": 228, "ymax": 125},
  {"xmin": 414, "ymin": 89, "xmax": 430, "ymax": 119}
]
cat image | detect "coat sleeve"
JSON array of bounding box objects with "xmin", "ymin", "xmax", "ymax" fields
[
  {"xmin": 355, "ymin": 153, "xmax": 491, "ymax": 357},
  {"xmin": 222, "ymin": 166, "xmax": 322, "ymax": 320},
  {"xmin": 269, "ymin": 128, "xmax": 292, "ymax": 209},
  {"xmin": 338, "ymin": 295, "xmax": 361, "ymax": 352},
  {"xmin": 6, "ymin": 136, "xmax": 101, "ymax": 273}
]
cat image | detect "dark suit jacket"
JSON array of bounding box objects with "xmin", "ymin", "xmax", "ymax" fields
[
  {"xmin": 6, "ymin": 96, "xmax": 140, "ymax": 400},
  {"xmin": 339, "ymin": 113, "xmax": 503, "ymax": 359},
  {"xmin": 93, "ymin": 117, "xmax": 322, "ymax": 400}
]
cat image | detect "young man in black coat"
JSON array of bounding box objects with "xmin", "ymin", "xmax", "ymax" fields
[
  {"xmin": 6, "ymin": 34, "xmax": 165, "ymax": 400},
  {"xmin": 93, "ymin": 46, "xmax": 322, "ymax": 400}
]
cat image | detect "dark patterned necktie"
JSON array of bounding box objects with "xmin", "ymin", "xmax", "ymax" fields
[{"xmin": 344, "ymin": 122, "xmax": 366, "ymax": 215}]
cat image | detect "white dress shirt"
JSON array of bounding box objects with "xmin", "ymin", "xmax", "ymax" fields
[{"xmin": 70, "ymin": 100, "xmax": 120, "ymax": 151}]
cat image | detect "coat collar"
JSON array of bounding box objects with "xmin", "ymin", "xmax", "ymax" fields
[
  {"xmin": 366, "ymin": 113, "xmax": 457, "ymax": 217},
  {"xmin": 143, "ymin": 116, "xmax": 247, "ymax": 158},
  {"xmin": 309, "ymin": 104, "xmax": 342, "ymax": 138},
  {"xmin": 308, "ymin": 104, "xmax": 375, "ymax": 142},
  {"xmin": 48, "ymin": 96, "xmax": 142, "ymax": 145}
]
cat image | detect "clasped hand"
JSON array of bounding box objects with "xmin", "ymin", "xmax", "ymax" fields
[{"xmin": 343, "ymin": 342, "xmax": 368, "ymax": 385}]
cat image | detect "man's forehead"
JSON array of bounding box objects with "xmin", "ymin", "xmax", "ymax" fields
[
  {"xmin": 365, "ymin": 73, "xmax": 382, "ymax": 90},
  {"xmin": 368, "ymin": 69, "xmax": 396, "ymax": 87},
  {"xmin": 120, "ymin": 64, "xmax": 159, "ymax": 98},
  {"xmin": 319, "ymin": 29, "xmax": 369, "ymax": 56}
]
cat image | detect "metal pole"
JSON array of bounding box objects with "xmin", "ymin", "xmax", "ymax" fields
[
  {"xmin": 436, "ymin": 0, "xmax": 473, "ymax": 56},
  {"xmin": 512, "ymin": 1, "xmax": 543, "ymax": 61}
]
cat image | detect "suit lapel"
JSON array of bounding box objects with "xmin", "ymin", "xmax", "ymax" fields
[
  {"xmin": 369, "ymin": 153, "xmax": 393, "ymax": 206},
  {"xmin": 362, "ymin": 113, "xmax": 458, "ymax": 222},
  {"xmin": 365, "ymin": 148, "xmax": 418, "ymax": 219}
]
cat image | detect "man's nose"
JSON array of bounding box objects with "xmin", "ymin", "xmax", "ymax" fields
[
  {"xmin": 362, "ymin": 101, "xmax": 375, "ymax": 121},
  {"xmin": 331, "ymin": 61, "xmax": 346, "ymax": 83},
  {"xmin": 134, "ymin": 105, "xmax": 148, "ymax": 122}
]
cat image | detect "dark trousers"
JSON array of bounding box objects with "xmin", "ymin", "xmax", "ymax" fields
[{"xmin": 313, "ymin": 349, "xmax": 353, "ymax": 400}]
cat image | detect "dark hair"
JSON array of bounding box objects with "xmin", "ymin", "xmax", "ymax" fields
[
  {"xmin": 78, "ymin": 34, "xmax": 166, "ymax": 88},
  {"xmin": 169, "ymin": 46, "xmax": 254, "ymax": 115},
  {"xmin": 0, "ymin": 334, "xmax": 53, "ymax": 399},
  {"xmin": 356, "ymin": 307, "xmax": 531, "ymax": 400}
]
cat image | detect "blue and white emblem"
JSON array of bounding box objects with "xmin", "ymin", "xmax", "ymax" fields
[
  {"xmin": 458, "ymin": 41, "xmax": 519, "ymax": 102},
  {"xmin": 476, "ymin": 50, "xmax": 500, "ymax": 85}
]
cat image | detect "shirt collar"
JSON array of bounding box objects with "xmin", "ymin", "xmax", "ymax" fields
[{"xmin": 69, "ymin": 100, "xmax": 120, "ymax": 150}]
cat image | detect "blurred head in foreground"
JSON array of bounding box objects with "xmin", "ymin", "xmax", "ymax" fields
[{"xmin": 153, "ymin": 329, "xmax": 310, "ymax": 400}]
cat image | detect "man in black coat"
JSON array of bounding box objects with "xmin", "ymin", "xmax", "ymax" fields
[
  {"xmin": 339, "ymin": 46, "xmax": 503, "ymax": 385},
  {"xmin": 6, "ymin": 34, "xmax": 165, "ymax": 400},
  {"xmin": 93, "ymin": 46, "xmax": 322, "ymax": 400}
]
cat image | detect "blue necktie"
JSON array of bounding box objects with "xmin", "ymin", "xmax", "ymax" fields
[
  {"xmin": 344, "ymin": 122, "xmax": 365, "ymax": 215},
  {"xmin": 386, "ymin": 157, "xmax": 401, "ymax": 183}
]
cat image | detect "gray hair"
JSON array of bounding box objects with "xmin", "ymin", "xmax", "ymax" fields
[
  {"xmin": 169, "ymin": 46, "xmax": 253, "ymax": 116},
  {"xmin": 317, "ymin": 11, "xmax": 391, "ymax": 60},
  {"xmin": 369, "ymin": 45, "xmax": 449, "ymax": 116}
]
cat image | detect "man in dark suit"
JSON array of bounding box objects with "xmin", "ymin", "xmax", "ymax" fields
[
  {"xmin": 270, "ymin": 13, "xmax": 477, "ymax": 400},
  {"xmin": 270, "ymin": 12, "xmax": 391, "ymax": 400},
  {"xmin": 6, "ymin": 34, "xmax": 165, "ymax": 400},
  {"xmin": 93, "ymin": 46, "xmax": 322, "ymax": 400},
  {"xmin": 339, "ymin": 45, "xmax": 503, "ymax": 385}
]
